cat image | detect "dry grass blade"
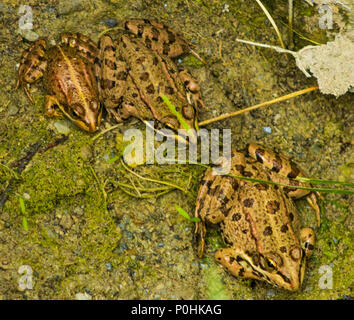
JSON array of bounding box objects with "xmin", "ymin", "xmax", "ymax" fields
[
  {"xmin": 255, "ymin": 0, "xmax": 285, "ymax": 49},
  {"xmin": 198, "ymin": 86, "xmax": 319, "ymax": 126},
  {"xmin": 120, "ymin": 160, "xmax": 188, "ymax": 194}
]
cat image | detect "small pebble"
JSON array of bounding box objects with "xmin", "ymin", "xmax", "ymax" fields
[
  {"xmin": 104, "ymin": 18, "xmax": 118, "ymax": 28},
  {"xmin": 80, "ymin": 145, "xmax": 93, "ymax": 161},
  {"xmin": 75, "ymin": 292, "xmax": 92, "ymax": 300},
  {"xmin": 19, "ymin": 29, "xmax": 39, "ymax": 42},
  {"xmin": 7, "ymin": 105, "xmax": 19, "ymax": 116},
  {"xmin": 263, "ymin": 126, "xmax": 272, "ymax": 134},
  {"xmin": 22, "ymin": 192, "xmax": 30, "ymax": 200},
  {"xmin": 157, "ymin": 243, "xmax": 164, "ymax": 248},
  {"xmin": 60, "ymin": 215, "xmax": 73, "ymax": 229},
  {"xmin": 53, "ymin": 120, "xmax": 72, "ymax": 135},
  {"xmin": 105, "ymin": 262, "xmax": 112, "ymax": 271},
  {"xmin": 58, "ymin": 0, "xmax": 84, "ymax": 15},
  {"xmin": 266, "ymin": 289, "xmax": 276, "ymax": 297}
]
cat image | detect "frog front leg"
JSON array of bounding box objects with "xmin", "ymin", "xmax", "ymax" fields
[
  {"xmin": 16, "ymin": 39, "xmax": 48, "ymax": 103},
  {"xmin": 195, "ymin": 168, "xmax": 239, "ymax": 257},
  {"xmin": 44, "ymin": 95, "xmax": 64, "ymax": 118},
  {"xmin": 179, "ymin": 69, "xmax": 206, "ymax": 110},
  {"xmin": 301, "ymin": 227, "xmax": 315, "ymax": 258},
  {"xmin": 215, "ymin": 247, "xmax": 266, "ymax": 282},
  {"xmin": 248, "ymin": 143, "xmax": 321, "ymax": 226}
]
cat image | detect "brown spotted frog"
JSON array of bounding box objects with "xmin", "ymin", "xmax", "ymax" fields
[
  {"xmin": 195, "ymin": 143, "xmax": 320, "ymax": 291},
  {"xmin": 16, "ymin": 34, "xmax": 102, "ymax": 132},
  {"xmin": 16, "ymin": 19, "xmax": 205, "ymax": 137}
]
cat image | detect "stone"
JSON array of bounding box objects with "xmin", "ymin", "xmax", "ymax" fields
[
  {"xmin": 58, "ymin": 0, "xmax": 85, "ymax": 15},
  {"xmin": 53, "ymin": 120, "xmax": 72, "ymax": 135},
  {"xmin": 7, "ymin": 105, "xmax": 19, "ymax": 116}
]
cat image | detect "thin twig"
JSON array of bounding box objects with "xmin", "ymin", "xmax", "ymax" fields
[
  {"xmin": 198, "ymin": 86, "xmax": 319, "ymax": 127},
  {"xmin": 92, "ymin": 124, "xmax": 121, "ymax": 142}
]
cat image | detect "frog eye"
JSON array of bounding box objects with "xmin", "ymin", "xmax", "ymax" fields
[
  {"xmin": 267, "ymin": 258, "xmax": 277, "ymax": 269},
  {"xmin": 165, "ymin": 123, "xmax": 175, "ymax": 130},
  {"xmin": 72, "ymin": 104, "xmax": 85, "ymax": 117},
  {"xmin": 262, "ymin": 253, "xmax": 282, "ymax": 271}
]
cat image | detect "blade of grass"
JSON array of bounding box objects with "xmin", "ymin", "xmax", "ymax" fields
[
  {"xmin": 19, "ymin": 197, "xmax": 25, "ymax": 214},
  {"xmin": 164, "ymin": 158, "xmax": 354, "ymax": 195},
  {"xmin": 296, "ymin": 176, "xmax": 354, "ymax": 187},
  {"xmin": 89, "ymin": 166, "xmax": 107, "ymax": 209},
  {"xmin": 175, "ymin": 204, "xmax": 200, "ymax": 222},
  {"xmin": 120, "ymin": 159, "xmax": 188, "ymax": 194},
  {"xmin": 19, "ymin": 197, "xmax": 28, "ymax": 231},
  {"xmin": 162, "ymin": 95, "xmax": 191, "ymax": 131},
  {"xmin": 255, "ymin": 0, "xmax": 285, "ymax": 49}
]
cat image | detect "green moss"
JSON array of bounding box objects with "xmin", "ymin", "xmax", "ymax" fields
[{"xmin": 203, "ymin": 258, "xmax": 231, "ymax": 300}]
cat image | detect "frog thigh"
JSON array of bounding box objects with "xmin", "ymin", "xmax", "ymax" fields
[
  {"xmin": 61, "ymin": 32, "xmax": 98, "ymax": 64},
  {"xmin": 124, "ymin": 19, "xmax": 191, "ymax": 58},
  {"xmin": 196, "ymin": 173, "xmax": 237, "ymax": 225},
  {"xmin": 215, "ymin": 247, "xmax": 264, "ymax": 281},
  {"xmin": 17, "ymin": 39, "xmax": 48, "ymax": 103},
  {"xmin": 248, "ymin": 143, "xmax": 321, "ymax": 226},
  {"xmin": 96, "ymin": 35, "xmax": 128, "ymax": 109}
]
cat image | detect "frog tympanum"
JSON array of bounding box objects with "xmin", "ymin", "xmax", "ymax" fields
[{"xmin": 195, "ymin": 143, "xmax": 320, "ymax": 291}]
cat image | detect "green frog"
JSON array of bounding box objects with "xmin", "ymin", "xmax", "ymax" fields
[{"xmin": 195, "ymin": 143, "xmax": 320, "ymax": 291}]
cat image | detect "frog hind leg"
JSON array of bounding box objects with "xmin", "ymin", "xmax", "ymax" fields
[
  {"xmin": 195, "ymin": 168, "xmax": 238, "ymax": 257},
  {"xmin": 61, "ymin": 32, "xmax": 98, "ymax": 64},
  {"xmin": 248, "ymin": 143, "xmax": 321, "ymax": 226},
  {"xmin": 215, "ymin": 247, "xmax": 265, "ymax": 282},
  {"xmin": 124, "ymin": 19, "xmax": 202, "ymax": 60},
  {"xmin": 17, "ymin": 39, "xmax": 48, "ymax": 104},
  {"xmin": 300, "ymin": 227, "xmax": 315, "ymax": 258},
  {"xmin": 116, "ymin": 79, "xmax": 154, "ymax": 122},
  {"xmin": 96, "ymin": 35, "xmax": 128, "ymax": 110},
  {"xmin": 179, "ymin": 69, "xmax": 206, "ymax": 110}
]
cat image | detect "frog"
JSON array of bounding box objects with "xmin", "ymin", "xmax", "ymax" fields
[
  {"xmin": 16, "ymin": 19, "xmax": 205, "ymax": 139},
  {"xmin": 194, "ymin": 143, "xmax": 320, "ymax": 291},
  {"xmin": 94, "ymin": 19, "xmax": 205, "ymax": 142},
  {"xmin": 16, "ymin": 33, "xmax": 102, "ymax": 132}
]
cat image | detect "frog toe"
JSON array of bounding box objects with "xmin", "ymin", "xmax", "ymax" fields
[{"xmin": 44, "ymin": 96, "xmax": 63, "ymax": 117}]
